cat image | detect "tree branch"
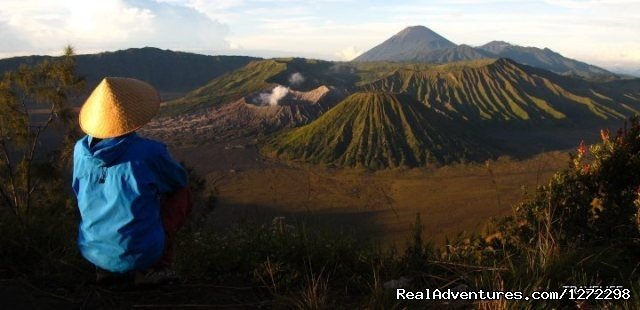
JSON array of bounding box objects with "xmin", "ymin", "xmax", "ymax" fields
[
  {"xmin": 0, "ymin": 125, "xmax": 19, "ymax": 212},
  {"xmin": 20, "ymin": 93, "xmax": 30, "ymax": 139},
  {"xmin": 0, "ymin": 183, "xmax": 15, "ymax": 215},
  {"xmin": 24, "ymin": 102, "xmax": 56, "ymax": 217}
]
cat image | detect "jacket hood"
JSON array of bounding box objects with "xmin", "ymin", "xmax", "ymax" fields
[{"xmin": 79, "ymin": 132, "xmax": 137, "ymax": 167}]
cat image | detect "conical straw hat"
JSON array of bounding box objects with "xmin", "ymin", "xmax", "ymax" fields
[{"xmin": 79, "ymin": 77, "xmax": 160, "ymax": 138}]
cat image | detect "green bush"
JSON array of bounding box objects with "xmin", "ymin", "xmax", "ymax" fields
[
  {"xmin": 0, "ymin": 206, "xmax": 91, "ymax": 289},
  {"xmin": 176, "ymin": 216, "xmax": 392, "ymax": 306},
  {"xmin": 469, "ymin": 118, "xmax": 640, "ymax": 308}
]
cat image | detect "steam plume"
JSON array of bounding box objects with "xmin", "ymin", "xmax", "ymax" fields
[
  {"xmin": 255, "ymin": 73, "xmax": 304, "ymax": 106},
  {"xmin": 289, "ymin": 72, "xmax": 305, "ymax": 86},
  {"xmin": 259, "ymin": 85, "xmax": 289, "ymax": 106}
]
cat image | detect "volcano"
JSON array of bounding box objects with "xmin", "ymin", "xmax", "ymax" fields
[
  {"xmin": 263, "ymin": 92, "xmax": 491, "ymax": 169},
  {"xmin": 353, "ymin": 26, "xmax": 456, "ymax": 62},
  {"xmin": 144, "ymin": 85, "xmax": 348, "ymax": 144}
]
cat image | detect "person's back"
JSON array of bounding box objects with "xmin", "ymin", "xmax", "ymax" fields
[
  {"xmin": 72, "ymin": 77, "xmax": 191, "ymax": 284},
  {"xmin": 73, "ymin": 133, "xmax": 187, "ymax": 272}
]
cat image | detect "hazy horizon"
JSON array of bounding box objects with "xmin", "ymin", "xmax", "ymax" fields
[{"xmin": 1, "ymin": 0, "xmax": 639, "ymax": 74}]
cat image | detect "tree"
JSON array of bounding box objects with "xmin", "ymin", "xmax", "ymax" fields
[{"xmin": 0, "ymin": 46, "xmax": 83, "ymax": 226}]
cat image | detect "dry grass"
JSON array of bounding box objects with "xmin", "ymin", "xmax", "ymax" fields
[{"xmin": 204, "ymin": 151, "xmax": 568, "ymax": 246}]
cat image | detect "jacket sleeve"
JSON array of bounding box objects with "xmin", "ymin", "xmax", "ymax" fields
[
  {"xmin": 71, "ymin": 139, "xmax": 84, "ymax": 197},
  {"xmin": 151, "ymin": 145, "xmax": 188, "ymax": 194}
]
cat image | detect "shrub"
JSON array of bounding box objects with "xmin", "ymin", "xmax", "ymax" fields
[
  {"xmin": 474, "ymin": 118, "xmax": 640, "ymax": 308},
  {"xmin": 0, "ymin": 46, "xmax": 83, "ymax": 227}
]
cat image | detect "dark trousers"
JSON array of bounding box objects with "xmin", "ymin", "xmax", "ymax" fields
[{"xmin": 157, "ymin": 186, "xmax": 193, "ymax": 268}]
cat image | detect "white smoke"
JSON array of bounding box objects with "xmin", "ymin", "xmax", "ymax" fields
[
  {"xmin": 288, "ymin": 72, "xmax": 305, "ymax": 86},
  {"xmin": 255, "ymin": 73, "xmax": 304, "ymax": 106},
  {"xmin": 258, "ymin": 85, "xmax": 289, "ymax": 106}
]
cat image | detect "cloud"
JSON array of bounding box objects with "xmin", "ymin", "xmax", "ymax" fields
[
  {"xmin": 1, "ymin": 0, "xmax": 638, "ymax": 69},
  {"xmin": 353, "ymin": 2, "xmax": 640, "ymax": 66},
  {"xmin": 228, "ymin": 21, "xmax": 400, "ymax": 60},
  {"xmin": 124, "ymin": 0, "xmax": 229, "ymax": 51},
  {"xmin": 544, "ymin": 0, "xmax": 640, "ymax": 9},
  {"xmin": 0, "ymin": 0, "xmax": 229, "ymax": 57},
  {"xmin": 0, "ymin": 21, "xmax": 32, "ymax": 55},
  {"xmin": 228, "ymin": 42, "xmax": 243, "ymax": 49},
  {"xmin": 335, "ymin": 46, "xmax": 361, "ymax": 61}
]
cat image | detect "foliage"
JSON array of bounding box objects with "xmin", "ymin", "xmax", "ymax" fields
[
  {"xmin": 0, "ymin": 206, "xmax": 89, "ymax": 288},
  {"xmin": 0, "ymin": 46, "xmax": 83, "ymax": 226},
  {"xmin": 490, "ymin": 118, "xmax": 640, "ymax": 248},
  {"xmin": 468, "ymin": 118, "xmax": 640, "ymax": 308}
]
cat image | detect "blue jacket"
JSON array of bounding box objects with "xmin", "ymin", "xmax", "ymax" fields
[{"xmin": 72, "ymin": 133, "xmax": 187, "ymax": 273}]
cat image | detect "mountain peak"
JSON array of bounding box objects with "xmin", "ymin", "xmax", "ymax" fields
[
  {"xmin": 484, "ymin": 40, "xmax": 512, "ymax": 46},
  {"xmin": 478, "ymin": 41, "xmax": 513, "ymax": 54},
  {"xmin": 395, "ymin": 25, "xmax": 441, "ymax": 39},
  {"xmin": 401, "ymin": 25, "xmax": 431, "ymax": 31},
  {"xmin": 389, "ymin": 25, "xmax": 455, "ymax": 47},
  {"xmin": 353, "ymin": 25, "xmax": 456, "ymax": 62}
]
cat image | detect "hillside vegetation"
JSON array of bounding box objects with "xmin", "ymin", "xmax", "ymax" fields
[
  {"xmin": 162, "ymin": 60, "xmax": 287, "ymax": 114},
  {"xmin": 364, "ymin": 58, "xmax": 640, "ymax": 123},
  {"xmin": 257, "ymin": 58, "xmax": 640, "ymax": 168},
  {"xmin": 163, "ymin": 56, "xmax": 640, "ymax": 125},
  {"xmin": 163, "ymin": 58, "xmax": 359, "ymax": 115},
  {"xmin": 149, "ymin": 56, "xmax": 640, "ymax": 168},
  {"xmin": 264, "ymin": 92, "xmax": 490, "ymax": 168}
]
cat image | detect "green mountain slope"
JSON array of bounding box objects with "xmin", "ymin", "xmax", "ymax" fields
[
  {"xmin": 0, "ymin": 47, "xmax": 257, "ymax": 95},
  {"xmin": 146, "ymin": 55, "xmax": 640, "ymax": 166},
  {"xmin": 163, "ymin": 59, "xmax": 287, "ymax": 115},
  {"xmin": 363, "ymin": 58, "xmax": 640, "ymax": 124},
  {"xmin": 163, "ymin": 58, "xmax": 359, "ymax": 115},
  {"xmin": 263, "ymin": 92, "xmax": 490, "ymax": 169}
]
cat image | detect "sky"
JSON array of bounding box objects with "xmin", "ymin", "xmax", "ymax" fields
[{"xmin": 1, "ymin": 0, "xmax": 639, "ymax": 72}]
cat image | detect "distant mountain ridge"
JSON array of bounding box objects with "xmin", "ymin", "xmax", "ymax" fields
[
  {"xmin": 162, "ymin": 57, "xmax": 640, "ymax": 128},
  {"xmin": 144, "ymin": 56, "xmax": 640, "ymax": 168},
  {"xmin": 363, "ymin": 58, "xmax": 638, "ymax": 124},
  {"xmin": 477, "ymin": 41, "xmax": 612, "ymax": 78},
  {"xmin": 353, "ymin": 26, "xmax": 616, "ymax": 80},
  {"xmin": 0, "ymin": 47, "xmax": 258, "ymax": 97}
]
